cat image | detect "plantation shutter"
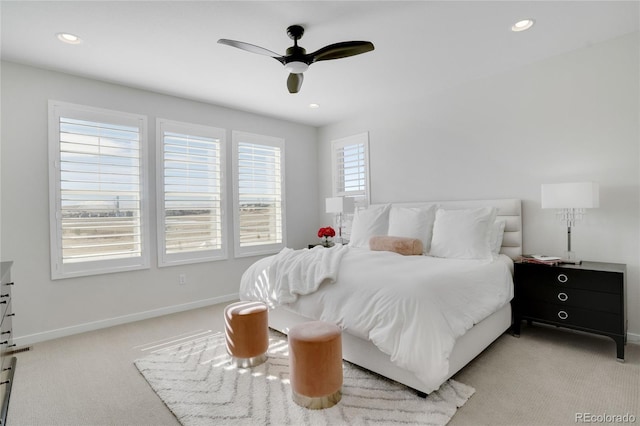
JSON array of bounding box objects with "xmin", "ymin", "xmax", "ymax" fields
[
  {"xmin": 233, "ymin": 131, "xmax": 286, "ymax": 257},
  {"xmin": 332, "ymin": 132, "xmax": 370, "ymax": 201},
  {"xmin": 335, "ymin": 143, "xmax": 366, "ymax": 196},
  {"xmin": 158, "ymin": 120, "xmax": 226, "ymax": 266},
  {"xmin": 330, "ymin": 133, "xmax": 370, "ymax": 241},
  {"xmin": 49, "ymin": 101, "xmax": 149, "ymax": 279}
]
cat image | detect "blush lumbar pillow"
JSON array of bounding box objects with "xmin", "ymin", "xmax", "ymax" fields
[
  {"xmin": 349, "ymin": 204, "xmax": 391, "ymax": 248},
  {"xmin": 369, "ymin": 236, "xmax": 424, "ymax": 256},
  {"xmin": 429, "ymin": 207, "xmax": 497, "ymax": 260}
]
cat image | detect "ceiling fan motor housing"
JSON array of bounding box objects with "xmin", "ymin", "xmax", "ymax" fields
[{"xmin": 284, "ymin": 45, "xmax": 309, "ymax": 73}]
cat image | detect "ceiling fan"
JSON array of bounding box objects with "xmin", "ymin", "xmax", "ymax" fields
[{"xmin": 218, "ymin": 25, "xmax": 375, "ymax": 94}]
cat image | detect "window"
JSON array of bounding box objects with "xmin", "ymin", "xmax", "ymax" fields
[
  {"xmin": 48, "ymin": 101, "xmax": 149, "ymax": 279},
  {"xmin": 232, "ymin": 131, "xmax": 286, "ymax": 257},
  {"xmin": 157, "ymin": 119, "xmax": 226, "ymax": 266},
  {"xmin": 331, "ymin": 132, "xmax": 370, "ymax": 242},
  {"xmin": 332, "ymin": 132, "xmax": 370, "ymax": 204}
]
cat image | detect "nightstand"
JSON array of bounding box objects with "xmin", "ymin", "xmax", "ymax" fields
[{"xmin": 513, "ymin": 260, "xmax": 627, "ymax": 361}]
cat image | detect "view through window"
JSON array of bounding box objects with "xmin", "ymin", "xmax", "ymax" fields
[
  {"xmin": 49, "ymin": 101, "xmax": 149, "ymax": 278},
  {"xmin": 233, "ymin": 131, "xmax": 285, "ymax": 257}
]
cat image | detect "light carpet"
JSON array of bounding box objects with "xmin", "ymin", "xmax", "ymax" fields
[{"xmin": 134, "ymin": 331, "xmax": 474, "ymax": 426}]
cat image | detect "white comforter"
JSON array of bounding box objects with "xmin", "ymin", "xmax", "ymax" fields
[
  {"xmin": 242, "ymin": 244, "xmax": 349, "ymax": 306},
  {"xmin": 240, "ymin": 245, "xmax": 514, "ymax": 392}
]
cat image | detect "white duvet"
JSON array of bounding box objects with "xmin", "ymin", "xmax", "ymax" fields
[{"xmin": 239, "ymin": 245, "xmax": 514, "ymax": 392}]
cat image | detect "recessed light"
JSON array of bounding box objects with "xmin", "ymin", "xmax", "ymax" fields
[
  {"xmin": 511, "ymin": 19, "xmax": 535, "ymax": 32},
  {"xmin": 57, "ymin": 32, "xmax": 82, "ymax": 44},
  {"xmin": 309, "ymin": 103, "xmax": 320, "ymax": 109}
]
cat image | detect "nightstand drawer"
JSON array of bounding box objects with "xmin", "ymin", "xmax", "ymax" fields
[
  {"xmin": 518, "ymin": 285, "xmax": 621, "ymax": 314},
  {"xmin": 523, "ymin": 301, "xmax": 622, "ymax": 334},
  {"xmin": 0, "ymin": 294, "xmax": 8, "ymax": 322},
  {"xmin": 516, "ymin": 263, "xmax": 622, "ymax": 294},
  {"xmin": 0, "ymin": 305, "xmax": 12, "ymax": 355}
]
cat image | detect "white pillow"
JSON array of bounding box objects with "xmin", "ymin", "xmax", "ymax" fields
[
  {"xmin": 429, "ymin": 207, "xmax": 497, "ymax": 260},
  {"xmin": 490, "ymin": 220, "xmax": 506, "ymax": 254},
  {"xmin": 387, "ymin": 205, "xmax": 436, "ymax": 254},
  {"xmin": 349, "ymin": 204, "xmax": 391, "ymax": 248}
]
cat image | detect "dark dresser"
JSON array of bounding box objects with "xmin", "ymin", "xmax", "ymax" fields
[
  {"xmin": 0, "ymin": 262, "xmax": 16, "ymax": 425},
  {"xmin": 513, "ymin": 260, "xmax": 626, "ymax": 361}
]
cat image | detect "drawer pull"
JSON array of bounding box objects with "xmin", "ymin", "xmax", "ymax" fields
[
  {"xmin": 557, "ymin": 274, "xmax": 568, "ymax": 283},
  {"xmin": 558, "ymin": 310, "xmax": 569, "ymax": 320},
  {"xmin": 0, "ymin": 294, "xmax": 9, "ymax": 298},
  {"xmin": 558, "ymin": 292, "xmax": 568, "ymax": 302}
]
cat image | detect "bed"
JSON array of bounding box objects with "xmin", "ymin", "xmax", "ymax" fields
[{"xmin": 240, "ymin": 198, "xmax": 522, "ymax": 395}]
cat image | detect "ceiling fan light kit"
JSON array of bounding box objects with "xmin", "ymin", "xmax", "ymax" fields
[
  {"xmin": 284, "ymin": 61, "xmax": 309, "ymax": 74},
  {"xmin": 218, "ymin": 25, "xmax": 374, "ymax": 94}
]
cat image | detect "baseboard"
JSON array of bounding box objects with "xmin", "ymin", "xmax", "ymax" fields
[
  {"xmin": 627, "ymin": 331, "xmax": 640, "ymax": 344},
  {"xmin": 13, "ymin": 294, "xmax": 238, "ymax": 347}
]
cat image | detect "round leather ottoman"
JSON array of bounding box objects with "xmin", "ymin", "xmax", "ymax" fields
[
  {"xmin": 288, "ymin": 321, "xmax": 342, "ymax": 409},
  {"xmin": 224, "ymin": 301, "xmax": 268, "ymax": 368}
]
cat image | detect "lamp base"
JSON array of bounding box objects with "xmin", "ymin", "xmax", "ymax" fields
[{"xmin": 560, "ymin": 251, "xmax": 582, "ymax": 265}]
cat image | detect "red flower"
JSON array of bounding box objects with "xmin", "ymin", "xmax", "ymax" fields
[{"xmin": 317, "ymin": 226, "xmax": 336, "ymax": 238}]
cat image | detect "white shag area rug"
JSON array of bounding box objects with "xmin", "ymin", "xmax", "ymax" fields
[{"xmin": 134, "ymin": 331, "xmax": 474, "ymax": 426}]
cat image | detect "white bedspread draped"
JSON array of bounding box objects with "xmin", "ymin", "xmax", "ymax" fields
[
  {"xmin": 241, "ymin": 244, "xmax": 349, "ymax": 306},
  {"xmin": 240, "ymin": 246, "xmax": 513, "ymax": 393}
]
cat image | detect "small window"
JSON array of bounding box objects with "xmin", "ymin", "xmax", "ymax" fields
[
  {"xmin": 232, "ymin": 131, "xmax": 286, "ymax": 257},
  {"xmin": 48, "ymin": 101, "xmax": 149, "ymax": 279},
  {"xmin": 157, "ymin": 119, "xmax": 227, "ymax": 266},
  {"xmin": 332, "ymin": 132, "xmax": 370, "ymax": 205}
]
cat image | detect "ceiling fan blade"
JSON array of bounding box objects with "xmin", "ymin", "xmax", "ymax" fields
[
  {"xmin": 218, "ymin": 39, "xmax": 285, "ymax": 64},
  {"xmin": 287, "ymin": 73, "xmax": 304, "ymax": 94},
  {"xmin": 309, "ymin": 41, "xmax": 374, "ymax": 63}
]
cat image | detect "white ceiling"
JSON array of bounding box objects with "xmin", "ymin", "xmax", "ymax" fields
[{"xmin": 2, "ymin": 1, "xmax": 638, "ymax": 127}]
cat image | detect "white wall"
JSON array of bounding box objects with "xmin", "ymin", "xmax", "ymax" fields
[
  {"xmin": 318, "ymin": 33, "xmax": 640, "ymax": 338},
  {"xmin": 1, "ymin": 62, "xmax": 318, "ymax": 345}
]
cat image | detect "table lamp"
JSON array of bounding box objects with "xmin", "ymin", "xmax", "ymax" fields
[
  {"xmin": 541, "ymin": 182, "xmax": 599, "ymax": 264},
  {"xmin": 325, "ymin": 197, "xmax": 355, "ymax": 244}
]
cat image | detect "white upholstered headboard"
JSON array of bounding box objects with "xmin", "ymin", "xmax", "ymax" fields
[{"xmin": 370, "ymin": 198, "xmax": 523, "ymax": 260}]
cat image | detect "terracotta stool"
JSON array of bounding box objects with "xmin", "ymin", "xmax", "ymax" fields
[
  {"xmin": 288, "ymin": 321, "xmax": 342, "ymax": 409},
  {"xmin": 224, "ymin": 301, "xmax": 268, "ymax": 368}
]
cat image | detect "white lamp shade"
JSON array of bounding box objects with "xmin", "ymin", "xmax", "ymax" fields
[
  {"xmin": 325, "ymin": 197, "xmax": 355, "ymax": 214},
  {"xmin": 541, "ymin": 182, "xmax": 600, "ymax": 209}
]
